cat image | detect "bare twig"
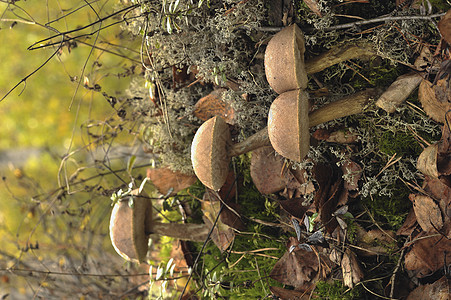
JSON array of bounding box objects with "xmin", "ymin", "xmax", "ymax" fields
[{"xmin": 250, "ymin": 13, "xmax": 446, "ymax": 33}]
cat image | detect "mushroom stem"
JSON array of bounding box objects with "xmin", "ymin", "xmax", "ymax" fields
[
  {"xmin": 308, "ymin": 88, "xmax": 379, "ymax": 127},
  {"xmin": 305, "ymin": 42, "xmax": 374, "ymax": 75},
  {"xmin": 228, "ymin": 88, "xmax": 379, "ymax": 157},
  {"xmin": 148, "ymin": 222, "xmax": 210, "ymax": 242},
  {"xmin": 229, "ymin": 128, "xmax": 272, "ymax": 157}
]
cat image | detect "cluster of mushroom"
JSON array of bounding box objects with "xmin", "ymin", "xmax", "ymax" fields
[{"xmin": 191, "ymin": 24, "xmax": 376, "ymax": 191}]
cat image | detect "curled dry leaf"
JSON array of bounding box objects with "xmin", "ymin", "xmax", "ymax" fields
[
  {"xmin": 438, "ymin": 9, "xmax": 451, "ymax": 45},
  {"xmin": 193, "ymin": 89, "xmax": 236, "ymax": 124},
  {"xmin": 418, "ymin": 78, "xmax": 451, "ymax": 123},
  {"xmin": 147, "ymin": 167, "xmax": 197, "ymax": 196},
  {"xmin": 341, "ymin": 249, "xmax": 363, "ymax": 289},
  {"xmin": 410, "ymin": 194, "xmax": 444, "ymax": 234},
  {"xmin": 250, "ymin": 146, "xmax": 288, "ymax": 194},
  {"xmin": 417, "ymin": 144, "xmax": 440, "ymax": 178}
]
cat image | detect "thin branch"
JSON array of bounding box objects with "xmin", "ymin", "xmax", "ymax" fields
[
  {"xmin": 27, "ymin": 4, "xmax": 139, "ymax": 50},
  {"xmin": 323, "ymin": 12, "xmax": 446, "ymax": 32},
  {"xmin": 250, "ymin": 12, "xmax": 446, "ymax": 33}
]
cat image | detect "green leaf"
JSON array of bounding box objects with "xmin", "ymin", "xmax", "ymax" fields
[
  {"xmin": 127, "ymin": 155, "xmax": 136, "ymax": 174},
  {"xmin": 166, "ymin": 16, "xmax": 173, "ymax": 34},
  {"xmin": 128, "ymin": 196, "xmax": 134, "ymax": 209}
]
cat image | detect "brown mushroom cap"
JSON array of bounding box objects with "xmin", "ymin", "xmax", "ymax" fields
[
  {"xmin": 268, "ymin": 89, "xmax": 310, "ymax": 162},
  {"xmin": 264, "ymin": 24, "xmax": 308, "ymax": 94},
  {"xmin": 109, "ymin": 190, "xmax": 152, "ymax": 263},
  {"xmin": 191, "ymin": 116, "xmax": 231, "ymax": 190}
]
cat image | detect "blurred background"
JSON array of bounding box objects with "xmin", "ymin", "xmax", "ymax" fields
[{"xmin": 0, "ymin": 1, "xmax": 151, "ymax": 298}]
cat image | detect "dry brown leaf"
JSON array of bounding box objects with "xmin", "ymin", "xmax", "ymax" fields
[
  {"xmin": 396, "ymin": 208, "xmax": 418, "ymax": 236},
  {"xmin": 303, "ymin": 0, "xmax": 322, "ymax": 17},
  {"xmin": 312, "ymin": 128, "xmax": 358, "ymax": 144},
  {"xmin": 250, "ymin": 146, "xmax": 288, "ymax": 194},
  {"xmin": 418, "ymin": 78, "xmax": 451, "ymax": 123},
  {"xmin": 410, "ymin": 194, "xmax": 444, "ymax": 233},
  {"xmin": 270, "ymin": 286, "xmax": 311, "ymax": 299},
  {"xmin": 341, "ymin": 249, "xmax": 363, "ymax": 289},
  {"xmin": 438, "ymin": 9, "xmax": 451, "ymax": 45},
  {"xmin": 417, "ymin": 144, "xmax": 440, "ymax": 178},
  {"xmin": 406, "ymin": 276, "xmax": 451, "ymax": 300},
  {"xmin": 147, "ymin": 168, "xmax": 197, "ymax": 196},
  {"xmin": 203, "ymin": 188, "xmax": 246, "ymax": 231},
  {"xmin": 269, "ymin": 239, "xmax": 319, "ymax": 291},
  {"xmin": 279, "ymin": 198, "xmax": 310, "ymax": 220},
  {"xmin": 341, "ymin": 159, "xmax": 362, "ymax": 191},
  {"xmin": 201, "ymin": 198, "xmax": 235, "ymax": 252},
  {"xmin": 405, "ymin": 233, "xmax": 451, "ymax": 278},
  {"xmin": 193, "ymin": 89, "xmax": 236, "ymax": 124},
  {"xmin": 414, "ymin": 46, "xmax": 433, "ymax": 71}
]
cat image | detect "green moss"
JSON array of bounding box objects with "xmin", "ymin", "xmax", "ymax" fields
[
  {"xmin": 378, "ymin": 131, "xmax": 422, "ymax": 157},
  {"xmin": 362, "ymin": 181, "xmax": 411, "ymax": 230},
  {"xmin": 314, "ymin": 280, "xmax": 363, "ymax": 299}
]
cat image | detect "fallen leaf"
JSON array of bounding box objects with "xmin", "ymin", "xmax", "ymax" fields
[
  {"xmin": 313, "ymin": 128, "xmax": 358, "ymax": 144},
  {"xmin": 201, "ymin": 198, "xmax": 235, "ymax": 252},
  {"xmin": 341, "ymin": 159, "xmax": 362, "ymax": 191},
  {"xmin": 203, "ymin": 188, "xmax": 246, "ymax": 231},
  {"xmin": 418, "ymin": 78, "xmax": 451, "ymax": 123},
  {"xmin": 147, "ymin": 168, "xmax": 197, "ymax": 196},
  {"xmin": 414, "ymin": 46, "xmax": 433, "ymax": 71},
  {"xmin": 396, "ymin": 208, "xmax": 418, "ymax": 236},
  {"xmin": 404, "ymin": 233, "xmax": 451, "ymax": 278},
  {"xmin": 270, "ymin": 240, "xmax": 320, "ymax": 291},
  {"xmin": 280, "ymin": 198, "xmax": 310, "ymax": 220},
  {"xmin": 437, "ymin": 117, "xmax": 451, "ymax": 177},
  {"xmin": 406, "ymin": 276, "xmax": 451, "ymax": 300},
  {"xmin": 250, "ymin": 146, "xmax": 288, "ymax": 194},
  {"xmin": 423, "ymin": 176, "xmax": 451, "ymax": 237},
  {"xmin": 417, "ymin": 144, "xmax": 440, "ymax": 178},
  {"xmin": 438, "ymin": 9, "xmax": 451, "ymax": 45},
  {"xmin": 341, "ymin": 249, "xmax": 363, "ymax": 288},
  {"xmin": 313, "ymin": 163, "xmax": 343, "ymax": 234},
  {"xmin": 410, "ymin": 194, "xmax": 444, "ymax": 233},
  {"xmin": 303, "ymin": 0, "xmax": 322, "ymax": 17},
  {"xmin": 193, "ymin": 89, "xmax": 236, "ymax": 124},
  {"xmin": 270, "ymin": 286, "xmax": 311, "ymax": 299}
]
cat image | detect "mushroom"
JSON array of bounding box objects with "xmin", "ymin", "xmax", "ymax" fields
[
  {"xmin": 268, "ymin": 88, "xmax": 379, "ymax": 162},
  {"xmin": 265, "ymin": 24, "xmax": 308, "ymax": 93},
  {"xmin": 109, "ymin": 189, "xmax": 210, "ymax": 262},
  {"xmin": 268, "ymin": 89, "xmax": 310, "ymax": 162},
  {"xmin": 191, "ymin": 89, "xmax": 379, "ymax": 190}
]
